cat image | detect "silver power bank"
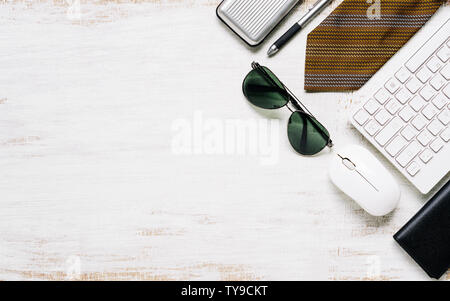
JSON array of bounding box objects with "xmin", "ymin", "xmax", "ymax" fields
[{"xmin": 217, "ymin": 0, "xmax": 300, "ymax": 47}]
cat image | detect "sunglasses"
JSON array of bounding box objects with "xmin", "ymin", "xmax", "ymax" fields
[{"xmin": 242, "ymin": 62, "xmax": 333, "ymax": 156}]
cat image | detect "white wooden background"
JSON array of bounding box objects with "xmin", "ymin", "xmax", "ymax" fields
[{"xmin": 0, "ymin": 0, "xmax": 449, "ymax": 281}]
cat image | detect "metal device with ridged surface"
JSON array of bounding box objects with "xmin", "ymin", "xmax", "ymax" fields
[{"xmin": 217, "ymin": 0, "xmax": 300, "ymax": 46}]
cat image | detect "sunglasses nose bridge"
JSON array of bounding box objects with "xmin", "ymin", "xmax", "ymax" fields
[
  {"xmin": 286, "ymin": 100, "xmax": 302, "ymax": 113},
  {"xmin": 287, "ymin": 96, "xmax": 303, "ymax": 112}
]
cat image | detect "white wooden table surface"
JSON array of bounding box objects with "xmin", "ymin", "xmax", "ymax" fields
[{"xmin": 0, "ymin": 0, "xmax": 449, "ymax": 281}]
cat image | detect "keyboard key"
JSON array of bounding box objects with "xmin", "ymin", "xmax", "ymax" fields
[
  {"xmin": 428, "ymin": 119, "xmax": 444, "ymax": 136},
  {"xmin": 438, "ymin": 109, "xmax": 450, "ymax": 125},
  {"xmin": 399, "ymin": 106, "xmax": 415, "ymax": 122},
  {"xmin": 375, "ymin": 109, "xmax": 391, "ymax": 125},
  {"xmin": 416, "ymin": 67, "xmax": 433, "ymax": 83},
  {"xmin": 417, "ymin": 130, "xmax": 433, "ymax": 146},
  {"xmin": 395, "ymin": 67, "xmax": 411, "ymax": 83},
  {"xmin": 443, "ymin": 84, "xmax": 450, "ymax": 98},
  {"xmin": 412, "ymin": 115, "xmax": 427, "ymax": 130},
  {"xmin": 363, "ymin": 99, "xmax": 379, "ymax": 115},
  {"xmin": 386, "ymin": 136, "xmax": 407, "ymax": 157},
  {"xmin": 406, "ymin": 77, "xmax": 422, "ymax": 93},
  {"xmin": 374, "ymin": 88, "xmax": 390, "ymax": 104},
  {"xmin": 401, "ymin": 125, "xmax": 417, "ymax": 141},
  {"xmin": 419, "ymin": 85, "xmax": 436, "ymax": 101},
  {"xmin": 396, "ymin": 141, "xmax": 421, "ymax": 167},
  {"xmin": 385, "ymin": 78, "xmax": 401, "ymax": 93},
  {"xmin": 431, "ymin": 93, "xmax": 448, "ymax": 110},
  {"xmin": 422, "ymin": 104, "xmax": 438, "ymax": 120},
  {"xmin": 365, "ymin": 120, "xmax": 382, "ymax": 136},
  {"xmin": 375, "ymin": 117, "xmax": 403, "ymax": 146},
  {"xmin": 354, "ymin": 109, "xmax": 370, "ymax": 125},
  {"xmin": 406, "ymin": 161, "xmax": 421, "ymax": 176},
  {"xmin": 419, "ymin": 149, "xmax": 433, "ymax": 163},
  {"xmin": 409, "ymin": 95, "xmax": 426, "ymax": 112},
  {"xmin": 429, "ymin": 74, "xmax": 446, "ymax": 90},
  {"xmin": 385, "ymin": 99, "xmax": 402, "ymax": 115},
  {"xmin": 395, "ymin": 88, "xmax": 412, "ymax": 104},
  {"xmin": 440, "ymin": 63, "xmax": 450, "ymax": 80},
  {"xmin": 406, "ymin": 51, "xmax": 430, "ymax": 73},
  {"xmin": 436, "ymin": 45, "xmax": 450, "ymax": 62},
  {"xmin": 430, "ymin": 138, "xmax": 444, "ymax": 153},
  {"xmin": 426, "ymin": 56, "xmax": 442, "ymax": 73},
  {"xmin": 441, "ymin": 127, "xmax": 450, "ymax": 142}
]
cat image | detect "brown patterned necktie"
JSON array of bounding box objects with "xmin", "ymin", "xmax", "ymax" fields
[{"xmin": 304, "ymin": 0, "xmax": 444, "ymax": 92}]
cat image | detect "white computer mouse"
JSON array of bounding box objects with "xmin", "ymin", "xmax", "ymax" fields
[{"xmin": 329, "ymin": 145, "xmax": 400, "ymax": 216}]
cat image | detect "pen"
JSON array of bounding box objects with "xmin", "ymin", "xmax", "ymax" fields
[{"xmin": 267, "ymin": 0, "xmax": 333, "ymax": 56}]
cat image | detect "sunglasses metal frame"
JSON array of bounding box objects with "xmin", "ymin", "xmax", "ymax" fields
[{"xmin": 250, "ymin": 62, "xmax": 333, "ymax": 149}]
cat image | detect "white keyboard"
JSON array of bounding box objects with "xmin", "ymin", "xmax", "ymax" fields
[{"xmin": 351, "ymin": 18, "xmax": 450, "ymax": 194}]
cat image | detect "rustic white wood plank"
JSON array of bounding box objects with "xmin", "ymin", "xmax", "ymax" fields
[{"xmin": 0, "ymin": 0, "xmax": 448, "ymax": 280}]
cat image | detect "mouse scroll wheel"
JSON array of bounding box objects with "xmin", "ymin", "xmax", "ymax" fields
[{"xmin": 342, "ymin": 158, "xmax": 356, "ymax": 170}]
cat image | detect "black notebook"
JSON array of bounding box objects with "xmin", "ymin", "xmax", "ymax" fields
[{"xmin": 394, "ymin": 180, "xmax": 450, "ymax": 279}]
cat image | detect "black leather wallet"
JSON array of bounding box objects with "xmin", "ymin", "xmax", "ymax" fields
[{"xmin": 394, "ymin": 180, "xmax": 450, "ymax": 279}]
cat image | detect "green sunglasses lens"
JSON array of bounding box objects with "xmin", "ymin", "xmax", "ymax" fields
[
  {"xmin": 242, "ymin": 66, "xmax": 289, "ymax": 109},
  {"xmin": 287, "ymin": 111, "xmax": 330, "ymax": 155}
]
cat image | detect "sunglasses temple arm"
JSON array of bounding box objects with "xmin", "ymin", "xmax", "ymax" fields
[
  {"xmin": 253, "ymin": 62, "xmax": 314, "ymax": 117},
  {"xmin": 283, "ymin": 84, "xmax": 333, "ymax": 148},
  {"xmin": 283, "ymin": 85, "xmax": 314, "ymax": 117},
  {"xmin": 252, "ymin": 63, "xmax": 333, "ymax": 149}
]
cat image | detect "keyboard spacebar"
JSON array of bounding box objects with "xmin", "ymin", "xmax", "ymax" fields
[{"xmin": 405, "ymin": 18, "xmax": 450, "ymax": 73}]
